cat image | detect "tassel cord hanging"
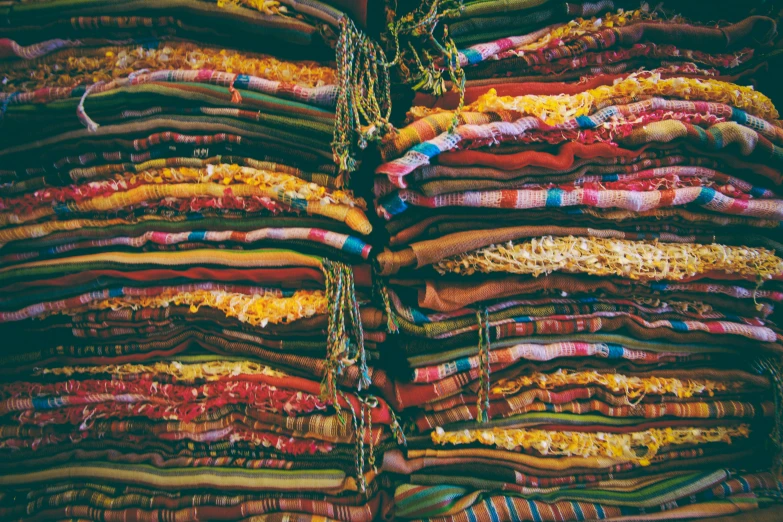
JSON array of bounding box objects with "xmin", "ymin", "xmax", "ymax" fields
[{"xmin": 476, "ymin": 308, "xmax": 491, "ymax": 424}]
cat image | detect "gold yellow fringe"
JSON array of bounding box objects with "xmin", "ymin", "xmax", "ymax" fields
[
  {"xmin": 1, "ymin": 170, "xmax": 372, "ymax": 234},
  {"xmin": 434, "ymin": 236, "xmax": 783, "ymax": 281},
  {"xmin": 492, "ymin": 369, "xmax": 744, "ymax": 400},
  {"xmin": 432, "ymin": 425, "xmax": 750, "ymax": 465},
  {"xmin": 410, "ymin": 73, "xmax": 779, "ymax": 124},
  {"xmin": 217, "ymin": 0, "xmax": 290, "ymax": 16},
  {"xmin": 3, "ymin": 44, "xmax": 336, "ymax": 92},
  {"xmin": 513, "ymin": 8, "xmax": 652, "ymax": 54},
  {"xmin": 131, "ymin": 164, "xmax": 365, "ymax": 210},
  {"xmin": 36, "ymin": 360, "xmax": 290, "ymax": 380},
  {"xmin": 84, "ymin": 289, "xmax": 327, "ymax": 327}
]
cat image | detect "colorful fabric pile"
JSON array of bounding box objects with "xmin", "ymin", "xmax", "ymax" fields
[
  {"xmin": 4, "ymin": 1, "xmax": 783, "ymax": 520},
  {"xmin": 0, "ymin": 1, "xmax": 402, "ymax": 520},
  {"xmin": 374, "ymin": 3, "xmax": 783, "ymax": 520},
  {"xmin": 383, "ymin": 0, "xmax": 783, "ymax": 104}
]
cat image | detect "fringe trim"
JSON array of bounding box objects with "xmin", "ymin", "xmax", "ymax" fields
[
  {"xmin": 493, "ymin": 370, "xmax": 744, "ymax": 401},
  {"xmin": 432, "ymin": 424, "xmax": 751, "ymax": 465},
  {"xmin": 435, "ymin": 236, "xmax": 783, "ymax": 281},
  {"xmin": 36, "ymin": 361, "xmax": 289, "ymax": 381}
]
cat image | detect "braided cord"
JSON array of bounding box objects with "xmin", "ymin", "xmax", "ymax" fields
[
  {"xmin": 338, "ymin": 390, "xmax": 366, "ymax": 493},
  {"xmin": 476, "ymin": 308, "xmax": 491, "ymax": 424},
  {"xmin": 360, "ymin": 395, "xmax": 380, "ymax": 474},
  {"xmin": 321, "ymin": 259, "xmax": 344, "ymax": 407},
  {"xmin": 389, "ymin": 407, "xmax": 408, "ymax": 446},
  {"xmin": 342, "ymin": 261, "xmax": 370, "ymax": 391},
  {"xmin": 321, "ymin": 260, "xmax": 370, "ymax": 405},
  {"xmin": 374, "ymin": 278, "xmax": 400, "ymax": 334},
  {"xmin": 334, "ymin": 17, "xmax": 395, "ymax": 173}
]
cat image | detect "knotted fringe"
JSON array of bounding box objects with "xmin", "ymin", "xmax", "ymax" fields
[
  {"xmin": 385, "ymin": 0, "xmax": 466, "ymax": 126},
  {"xmin": 752, "ymin": 357, "xmax": 783, "ymax": 475},
  {"xmin": 476, "ymin": 308, "xmax": 491, "ymax": 424},
  {"xmin": 373, "ymin": 278, "xmax": 400, "ymax": 334},
  {"xmin": 333, "ymin": 16, "xmax": 395, "ymax": 173},
  {"xmin": 321, "ymin": 260, "xmax": 369, "ymax": 407}
]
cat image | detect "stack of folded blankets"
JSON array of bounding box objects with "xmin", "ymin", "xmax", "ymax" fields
[
  {"xmin": 374, "ymin": 5, "xmax": 783, "ymax": 521},
  {"xmin": 0, "ymin": 1, "xmax": 402, "ymax": 520},
  {"xmin": 384, "ymin": 0, "xmax": 783, "ymax": 100}
]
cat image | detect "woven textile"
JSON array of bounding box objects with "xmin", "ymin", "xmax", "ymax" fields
[
  {"xmin": 373, "ymin": 4, "xmax": 783, "ymax": 521},
  {"xmin": 0, "ymin": 1, "xmax": 400, "ymax": 519}
]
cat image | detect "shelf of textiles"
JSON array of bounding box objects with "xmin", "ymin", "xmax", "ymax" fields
[
  {"xmin": 0, "ymin": 1, "xmax": 400, "ymax": 521},
  {"xmin": 372, "ymin": 3, "xmax": 783, "ymax": 521}
]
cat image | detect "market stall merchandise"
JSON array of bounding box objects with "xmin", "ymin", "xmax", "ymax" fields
[
  {"xmin": 374, "ymin": 3, "xmax": 783, "ymax": 520},
  {"xmin": 0, "ymin": 1, "xmax": 402, "ymax": 520}
]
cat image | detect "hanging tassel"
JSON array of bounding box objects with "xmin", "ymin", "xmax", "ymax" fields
[
  {"xmin": 333, "ymin": 16, "xmax": 395, "ymax": 173},
  {"xmin": 356, "ymin": 392, "xmax": 367, "ymax": 494},
  {"xmin": 158, "ymin": 0, "xmax": 398, "ymax": 172},
  {"xmin": 229, "ymin": 74, "xmax": 243, "ymax": 104},
  {"xmin": 752, "ymin": 358, "xmax": 783, "ymax": 475},
  {"xmin": 77, "ymin": 69, "xmax": 148, "ymax": 132},
  {"xmin": 342, "ymin": 261, "xmax": 371, "ymax": 391},
  {"xmin": 476, "ymin": 308, "xmax": 491, "ymax": 424},
  {"xmin": 374, "ymin": 277, "xmax": 399, "ymax": 334},
  {"xmin": 339, "ymin": 390, "xmax": 367, "ymax": 493},
  {"xmin": 321, "ymin": 259, "xmax": 347, "ymax": 406},
  {"xmin": 360, "ymin": 395, "xmax": 380, "ymax": 474},
  {"xmin": 389, "ymin": 408, "xmax": 408, "ymax": 446},
  {"xmin": 334, "ymin": 17, "xmax": 360, "ymax": 173},
  {"xmin": 384, "ymin": 0, "xmax": 466, "ymax": 127},
  {"xmin": 77, "ymin": 81, "xmax": 107, "ymax": 132},
  {"xmin": 320, "ymin": 260, "xmax": 370, "ymax": 404},
  {"xmin": 442, "ymin": 24, "xmax": 466, "ymax": 128}
]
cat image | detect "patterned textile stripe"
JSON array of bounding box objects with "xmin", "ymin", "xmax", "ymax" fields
[
  {"xmin": 395, "ymin": 472, "xmax": 782, "ymax": 519},
  {"xmin": 0, "ymin": 228, "xmax": 371, "ymax": 265},
  {"xmin": 381, "ymin": 95, "xmax": 781, "ymax": 165},
  {"xmin": 410, "ymin": 341, "xmax": 704, "ymax": 383},
  {"xmin": 0, "ymin": 249, "xmax": 324, "ymax": 274},
  {"xmin": 0, "ymin": 69, "xmax": 338, "ymax": 107},
  {"xmin": 378, "ymin": 185, "xmax": 783, "ymax": 220},
  {"xmin": 0, "ymin": 462, "xmax": 351, "ymax": 492},
  {"xmin": 379, "ymin": 119, "xmax": 783, "ymax": 183}
]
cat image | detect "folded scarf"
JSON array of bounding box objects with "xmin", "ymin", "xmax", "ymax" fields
[
  {"xmin": 377, "ymin": 182, "xmax": 783, "ymax": 221},
  {"xmin": 394, "ymin": 472, "xmax": 781, "ymax": 520},
  {"xmin": 434, "ymin": 236, "xmax": 783, "ymax": 282},
  {"xmin": 384, "ymin": 73, "xmax": 778, "ymax": 160},
  {"xmin": 378, "ymin": 119, "xmax": 783, "ymax": 184}
]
